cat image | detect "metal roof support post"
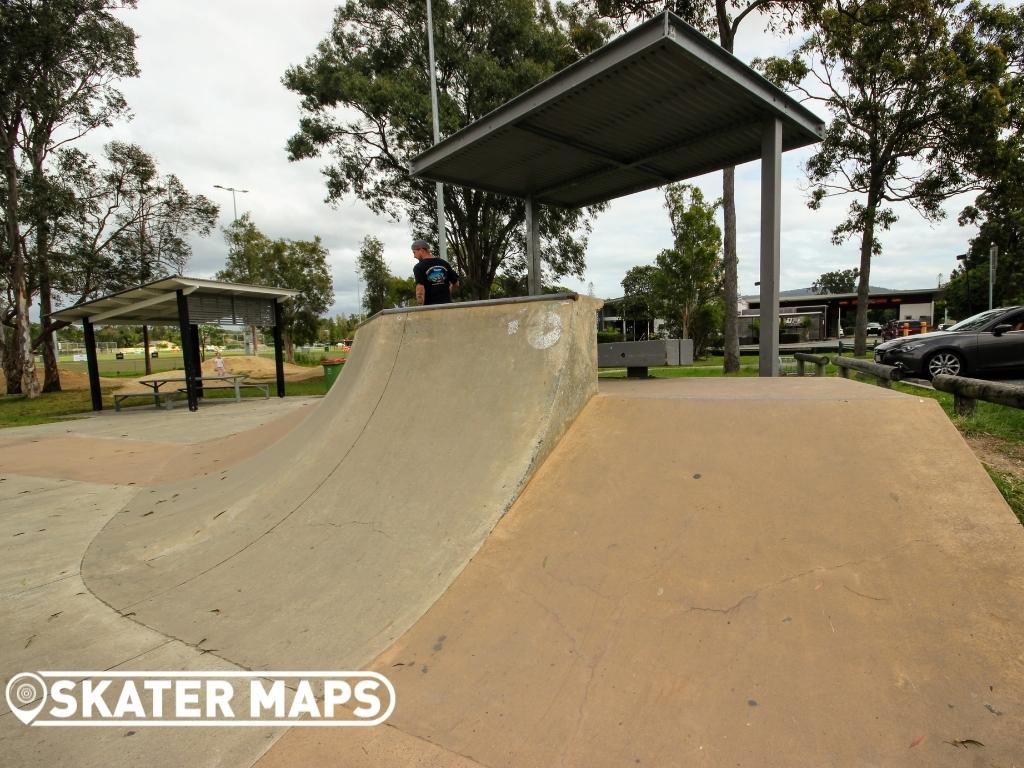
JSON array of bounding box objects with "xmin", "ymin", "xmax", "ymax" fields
[
  {"xmin": 82, "ymin": 318, "xmax": 103, "ymax": 411},
  {"xmin": 759, "ymin": 118, "xmax": 782, "ymax": 377},
  {"xmin": 189, "ymin": 324, "xmax": 204, "ymax": 400},
  {"xmin": 526, "ymin": 197, "xmax": 541, "ymax": 295},
  {"xmin": 273, "ymin": 300, "xmax": 286, "ymax": 398},
  {"xmin": 176, "ymin": 289, "xmax": 199, "ymax": 411}
]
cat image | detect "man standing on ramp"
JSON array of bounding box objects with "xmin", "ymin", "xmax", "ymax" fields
[{"xmin": 412, "ymin": 239, "xmax": 460, "ymax": 305}]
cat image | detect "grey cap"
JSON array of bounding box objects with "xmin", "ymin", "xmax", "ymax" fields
[{"xmin": 411, "ymin": 239, "xmax": 430, "ymax": 251}]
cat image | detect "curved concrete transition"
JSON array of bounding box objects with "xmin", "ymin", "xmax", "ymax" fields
[
  {"xmin": 258, "ymin": 378, "xmax": 1024, "ymax": 767},
  {"xmin": 83, "ymin": 294, "xmax": 601, "ymax": 671}
]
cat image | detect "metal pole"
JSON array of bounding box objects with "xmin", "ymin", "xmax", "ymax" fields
[
  {"xmin": 176, "ymin": 289, "xmax": 199, "ymax": 412},
  {"xmin": 426, "ymin": 0, "xmax": 447, "ymax": 262},
  {"xmin": 273, "ymin": 300, "xmax": 286, "ymax": 398},
  {"xmin": 525, "ymin": 197, "xmax": 541, "ymax": 295},
  {"xmin": 989, "ymin": 244, "xmax": 998, "ymax": 310},
  {"xmin": 759, "ymin": 119, "xmax": 782, "ymax": 377},
  {"xmin": 82, "ymin": 318, "xmax": 103, "ymax": 411},
  {"xmin": 213, "ymin": 185, "xmax": 249, "ymax": 223}
]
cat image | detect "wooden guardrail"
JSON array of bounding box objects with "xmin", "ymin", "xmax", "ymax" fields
[
  {"xmin": 793, "ymin": 352, "xmax": 829, "ymax": 377},
  {"xmin": 932, "ymin": 374, "xmax": 1024, "ymax": 416},
  {"xmin": 832, "ymin": 356, "xmax": 904, "ymax": 388}
]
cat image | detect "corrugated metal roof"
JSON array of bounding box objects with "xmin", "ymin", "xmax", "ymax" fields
[
  {"xmin": 409, "ymin": 11, "xmax": 824, "ymax": 207},
  {"xmin": 51, "ymin": 276, "xmax": 299, "ymax": 326}
]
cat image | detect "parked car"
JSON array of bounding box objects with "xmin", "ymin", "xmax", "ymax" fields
[
  {"xmin": 866, "ymin": 322, "xmax": 882, "ymax": 336},
  {"xmin": 874, "ymin": 306, "xmax": 1024, "ymax": 378},
  {"xmin": 882, "ymin": 319, "xmax": 926, "ymax": 340}
]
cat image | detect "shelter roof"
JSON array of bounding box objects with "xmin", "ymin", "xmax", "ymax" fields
[
  {"xmin": 409, "ymin": 11, "xmax": 825, "ymax": 208},
  {"xmin": 51, "ymin": 276, "xmax": 299, "ymax": 327}
]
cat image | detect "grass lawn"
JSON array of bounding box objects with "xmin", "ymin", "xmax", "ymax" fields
[
  {"xmin": 891, "ymin": 381, "xmax": 1024, "ymax": 525},
  {"xmin": 0, "ymin": 387, "xmax": 117, "ymax": 428},
  {"xmin": 0, "ymin": 376, "xmax": 330, "ymax": 429}
]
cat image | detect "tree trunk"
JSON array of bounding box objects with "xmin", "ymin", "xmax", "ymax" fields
[
  {"xmin": 717, "ymin": 6, "xmax": 740, "ymax": 374},
  {"xmin": 13, "ymin": 263, "xmax": 39, "ymax": 397},
  {"xmin": 853, "ymin": 191, "xmax": 878, "ymax": 357},
  {"xmin": 31, "ymin": 150, "xmax": 61, "ymax": 393},
  {"xmin": 143, "ymin": 324, "xmax": 152, "ymax": 375},
  {"xmin": 285, "ymin": 331, "xmax": 295, "ymax": 364},
  {"xmin": 2, "ymin": 325, "xmax": 21, "ymax": 394},
  {"xmin": 3, "ymin": 140, "xmax": 39, "ymax": 397},
  {"xmin": 36, "ymin": 237, "xmax": 61, "ymax": 392},
  {"xmin": 250, "ymin": 324, "xmax": 258, "ymax": 356}
]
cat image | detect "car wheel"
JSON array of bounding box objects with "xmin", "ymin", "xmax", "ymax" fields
[{"xmin": 926, "ymin": 351, "xmax": 965, "ymax": 378}]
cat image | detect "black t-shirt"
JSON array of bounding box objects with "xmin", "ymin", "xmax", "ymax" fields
[{"xmin": 413, "ymin": 257, "xmax": 459, "ymax": 305}]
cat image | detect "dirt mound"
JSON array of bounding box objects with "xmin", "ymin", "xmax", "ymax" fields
[
  {"xmin": 0, "ymin": 367, "xmax": 121, "ymax": 392},
  {"xmin": 207, "ymin": 355, "xmax": 323, "ymax": 381}
]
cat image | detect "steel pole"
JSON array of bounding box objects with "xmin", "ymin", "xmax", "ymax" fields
[
  {"xmin": 990, "ymin": 244, "xmax": 998, "ymax": 310},
  {"xmin": 426, "ymin": 0, "xmax": 447, "ymax": 262},
  {"xmin": 759, "ymin": 119, "xmax": 782, "ymax": 377}
]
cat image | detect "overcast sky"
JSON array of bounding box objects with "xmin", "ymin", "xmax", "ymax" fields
[{"xmin": 78, "ymin": 1, "xmax": 981, "ymax": 316}]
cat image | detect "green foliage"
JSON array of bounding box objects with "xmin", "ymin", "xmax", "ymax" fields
[
  {"xmin": 50, "ymin": 143, "xmax": 218, "ymax": 296},
  {"xmin": 323, "ymin": 314, "xmax": 360, "ymax": 342},
  {"xmin": 388, "ymin": 276, "xmax": 417, "ymax": 308},
  {"xmin": 283, "ymin": 0, "xmax": 610, "ymax": 298},
  {"xmin": 986, "ymin": 468, "xmax": 1024, "ymax": 526},
  {"xmin": 954, "ymin": 3, "xmax": 1024, "ymax": 314},
  {"xmin": 0, "ymin": 0, "xmax": 140, "ymax": 396},
  {"xmin": 357, "ymin": 236, "xmax": 391, "ymax": 315},
  {"xmin": 654, "ymin": 184, "xmax": 723, "ymax": 356},
  {"xmin": 942, "ymin": 261, "xmax": 992, "ymax": 319},
  {"xmin": 621, "ymin": 264, "xmax": 660, "ymax": 329},
  {"xmin": 760, "ymin": 0, "xmax": 1020, "ymax": 353},
  {"xmin": 597, "ymin": 329, "xmax": 623, "ymax": 343},
  {"xmin": 812, "ymin": 268, "xmax": 859, "ymax": 294},
  {"xmin": 217, "ymin": 216, "xmax": 334, "ymax": 357},
  {"xmin": 616, "ymin": 185, "xmax": 723, "ymax": 355}
]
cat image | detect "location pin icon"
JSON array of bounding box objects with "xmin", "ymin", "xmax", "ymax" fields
[{"xmin": 5, "ymin": 673, "xmax": 48, "ymax": 725}]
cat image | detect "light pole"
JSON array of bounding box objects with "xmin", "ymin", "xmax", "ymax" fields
[
  {"xmin": 989, "ymin": 243, "xmax": 998, "ymax": 310},
  {"xmin": 213, "ymin": 184, "xmax": 249, "ymax": 221},
  {"xmin": 425, "ymin": 0, "xmax": 447, "ymax": 261},
  {"xmin": 956, "ymin": 252, "xmax": 971, "ymax": 315}
]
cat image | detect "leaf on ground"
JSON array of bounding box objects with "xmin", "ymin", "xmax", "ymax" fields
[{"xmin": 945, "ymin": 739, "xmax": 984, "ymax": 749}]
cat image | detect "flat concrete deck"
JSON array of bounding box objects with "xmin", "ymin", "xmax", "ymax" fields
[
  {"xmin": 260, "ymin": 378, "xmax": 1024, "ymax": 767},
  {"xmin": 0, "ymin": 397, "xmax": 318, "ymax": 767}
]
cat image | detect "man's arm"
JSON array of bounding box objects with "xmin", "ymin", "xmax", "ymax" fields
[{"xmin": 416, "ymin": 284, "xmax": 425, "ymax": 305}]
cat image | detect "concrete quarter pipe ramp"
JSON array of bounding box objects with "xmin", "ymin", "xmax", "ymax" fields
[
  {"xmin": 83, "ymin": 294, "xmax": 601, "ymax": 671},
  {"xmin": 257, "ymin": 378, "xmax": 1024, "ymax": 767}
]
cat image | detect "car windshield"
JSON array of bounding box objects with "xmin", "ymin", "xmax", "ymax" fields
[{"xmin": 946, "ymin": 308, "xmax": 1008, "ymax": 332}]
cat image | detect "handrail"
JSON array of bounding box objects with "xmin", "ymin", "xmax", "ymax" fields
[
  {"xmin": 793, "ymin": 352, "xmax": 829, "ymax": 377},
  {"xmin": 832, "ymin": 356, "xmax": 903, "ymax": 388},
  {"xmin": 932, "ymin": 374, "xmax": 1024, "ymax": 415}
]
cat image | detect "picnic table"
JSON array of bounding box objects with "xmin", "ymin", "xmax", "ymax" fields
[{"xmin": 113, "ymin": 374, "xmax": 268, "ymax": 411}]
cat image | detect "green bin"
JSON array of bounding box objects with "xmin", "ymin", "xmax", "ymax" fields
[{"xmin": 321, "ymin": 359, "xmax": 345, "ymax": 390}]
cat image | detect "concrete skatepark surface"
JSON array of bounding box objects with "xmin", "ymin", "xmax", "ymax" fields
[{"xmin": 2, "ymin": 295, "xmax": 1023, "ymax": 767}]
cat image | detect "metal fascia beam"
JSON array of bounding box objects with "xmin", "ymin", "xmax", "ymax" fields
[
  {"xmin": 175, "ymin": 276, "xmax": 300, "ymax": 299},
  {"xmin": 88, "ymin": 287, "xmax": 196, "ymax": 323},
  {"xmin": 88, "ymin": 292, "xmax": 176, "ymax": 323}
]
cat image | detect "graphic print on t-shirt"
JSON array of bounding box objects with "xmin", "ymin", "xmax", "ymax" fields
[{"xmin": 426, "ymin": 265, "xmax": 448, "ymax": 285}]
